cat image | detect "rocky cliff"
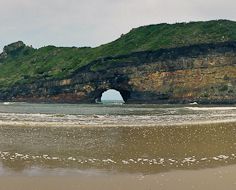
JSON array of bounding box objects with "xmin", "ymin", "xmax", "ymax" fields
[
  {"xmin": 0, "ymin": 20, "xmax": 236, "ymax": 104},
  {"xmin": 0, "ymin": 41, "xmax": 235, "ymax": 104}
]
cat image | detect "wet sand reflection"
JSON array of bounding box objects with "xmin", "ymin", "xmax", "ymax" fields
[{"xmin": 0, "ymin": 122, "xmax": 236, "ymax": 175}]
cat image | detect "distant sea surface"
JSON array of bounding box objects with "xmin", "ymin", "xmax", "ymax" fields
[{"xmin": 0, "ymin": 101, "xmax": 235, "ymax": 115}]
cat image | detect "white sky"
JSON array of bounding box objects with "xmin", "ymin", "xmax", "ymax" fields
[
  {"xmin": 101, "ymin": 89, "xmax": 124, "ymax": 101},
  {"xmin": 1, "ymin": 0, "xmax": 236, "ymax": 51}
]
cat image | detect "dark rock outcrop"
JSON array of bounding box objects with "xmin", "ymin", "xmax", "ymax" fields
[{"xmin": 0, "ymin": 41, "xmax": 236, "ymax": 104}]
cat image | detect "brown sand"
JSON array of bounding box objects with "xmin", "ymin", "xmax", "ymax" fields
[{"xmin": 0, "ymin": 165, "xmax": 236, "ymax": 190}]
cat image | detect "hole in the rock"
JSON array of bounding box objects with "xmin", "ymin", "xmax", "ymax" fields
[{"xmin": 101, "ymin": 89, "xmax": 125, "ymax": 104}]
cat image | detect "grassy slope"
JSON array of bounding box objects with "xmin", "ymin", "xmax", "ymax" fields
[{"xmin": 0, "ymin": 20, "xmax": 236, "ymax": 88}]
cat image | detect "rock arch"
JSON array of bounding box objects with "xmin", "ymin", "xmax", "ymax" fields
[{"xmin": 1, "ymin": 42, "xmax": 236, "ymax": 104}]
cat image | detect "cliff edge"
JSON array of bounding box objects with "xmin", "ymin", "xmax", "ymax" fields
[{"xmin": 0, "ymin": 20, "xmax": 236, "ymax": 104}]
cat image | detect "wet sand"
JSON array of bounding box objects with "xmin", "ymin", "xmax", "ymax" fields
[{"xmin": 0, "ymin": 165, "xmax": 236, "ymax": 190}]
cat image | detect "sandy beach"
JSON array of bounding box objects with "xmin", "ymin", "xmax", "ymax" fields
[{"xmin": 0, "ymin": 165, "xmax": 236, "ymax": 190}]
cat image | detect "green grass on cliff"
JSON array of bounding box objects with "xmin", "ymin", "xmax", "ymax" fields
[{"xmin": 0, "ymin": 19, "xmax": 236, "ymax": 88}]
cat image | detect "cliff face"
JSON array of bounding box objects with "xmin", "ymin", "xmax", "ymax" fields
[{"xmin": 1, "ymin": 41, "xmax": 236, "ymax": 104}]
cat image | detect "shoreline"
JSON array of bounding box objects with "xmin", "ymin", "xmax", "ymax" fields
[
  {"xmin": 0, "ymin": 112, "xmax": 235, "ymax": 128},
  {"xmin": 0, "ymin": 104, "xmax": 235, "ymax": 128}
]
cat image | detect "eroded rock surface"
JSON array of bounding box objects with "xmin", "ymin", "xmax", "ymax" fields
[{"xmin": 0, "ymin": 41, "xmax": 236, "ymax": 104}]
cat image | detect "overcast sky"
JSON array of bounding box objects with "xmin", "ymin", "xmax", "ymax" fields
[
  {"xmin": 1, "ymin": 0, "xmax": 236, "ymax": 51},
  {"xmin": 101, "ymin": 89, "xmax": 124, "ymax": 101}
]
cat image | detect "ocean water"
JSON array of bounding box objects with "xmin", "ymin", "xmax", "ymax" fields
[
  {"xmin": 0, "ymin": 101, "xmax": 181, "ymax": 115},
  {"xmin": 0, "ymin": 101, "xmax": 235, "ymax": 115},
  {"xmin": 0, "ymin": 102, "xmax": 235, "ymax": 177}
]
